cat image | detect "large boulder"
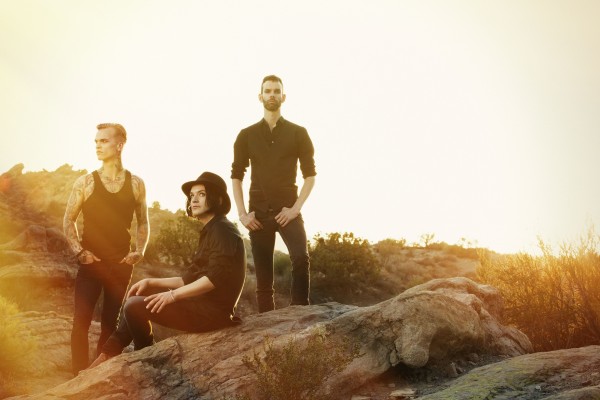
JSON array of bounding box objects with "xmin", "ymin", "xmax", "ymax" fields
[{"xmin": 9, "ymin": 277, "xmax": 532, "ymax": 399}]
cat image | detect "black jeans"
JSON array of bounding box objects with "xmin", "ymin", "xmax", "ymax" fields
[
  {"xmin": 250, "ymin": 211, "xmax": 310, "ymax": 312},
  {"xmin": 71, "ymin": 260, "xmax": 133, "ymax": 374},
  {"xmin": 101, "ymin": 291, "xmax": 234, "ymax": 356}
]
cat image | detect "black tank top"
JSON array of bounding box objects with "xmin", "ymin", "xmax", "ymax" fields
[{"xmin": 81, "ymin": 170, "xmax": 136, "ymax": 261}]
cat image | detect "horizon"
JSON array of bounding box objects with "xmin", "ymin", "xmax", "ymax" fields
[{"xmin": 1, "ymin": 1, "xmax": 599, "ymax": 254}]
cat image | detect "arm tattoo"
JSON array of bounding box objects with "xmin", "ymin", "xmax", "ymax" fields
[
  {"xmin": 63, "ymin": 175, "xmax": 87, "ymax": 254},
  {"xmin": 132, "ymin": 176, "xmax": 150, "ymax": 254}
]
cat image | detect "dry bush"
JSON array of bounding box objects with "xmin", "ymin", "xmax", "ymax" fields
[
  {"xmin": 477, "ymin": 229, "xmax": 600, "ymax": 351},
  {"xmin": 241, "ymin": 326, "xmax": 359, "ymax": 400}
]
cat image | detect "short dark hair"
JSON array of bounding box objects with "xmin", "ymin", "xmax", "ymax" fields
[
  {"xmin": 261, "ymin": 75, "xmax": 283, "ymax": 93},
  {"xmin": 185, "ymin": 183, "xmax": 228, "ymax": 217},
  {"xmin": 97, "ymin": 123, "xmax": 127, "ymax": 142}
]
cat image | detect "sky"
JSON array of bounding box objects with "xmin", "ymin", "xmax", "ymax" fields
[{"xmin": 1, "ymin": 1, "xmax": 599, "ymax": 254}]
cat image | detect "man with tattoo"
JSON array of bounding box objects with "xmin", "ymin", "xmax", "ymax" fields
[{"xmin": 63, "ymin": 123, "xmax": 149, "ymax": 375}]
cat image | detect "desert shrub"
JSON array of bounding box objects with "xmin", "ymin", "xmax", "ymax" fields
[
  {"xmin": 0, "ymin": 296, "xmax": 37, "ymax": 386},
  {"xmin": 374, "ymin": 238, "xmax": 407, "ymax": 267},
  {"xmin": 241, "ymin": 327, "xmax": 359, "ymax": 400},
  {"xmin": 427, "ymin": 242, "xmax": 479, "ymax": 260},
  {"xmin": 477, "ymin": 230, "xmax": 600, "ymax": 351},
  {"xmin": 309, "ymin": 232, "xmax": 381, "ymax": 303}
]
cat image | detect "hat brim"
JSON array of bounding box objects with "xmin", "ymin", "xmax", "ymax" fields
[{"xmin": 181, "ymin": 180, "xmax": 231, "ymax": 215}]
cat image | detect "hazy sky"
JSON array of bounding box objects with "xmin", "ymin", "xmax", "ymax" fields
[{"xmin": 1, "ymin": 1, "xmax": 599, "ymax": 253}]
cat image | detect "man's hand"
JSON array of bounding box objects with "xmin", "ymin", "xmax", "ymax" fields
[
  {"xmin": 240, "ymin": 211, "xmax": 263, "ymax": 231},
  {"xmin": 275, "ymin": 207, "xmax": 299, "ymax": 227},
  {"xmin": 144, "ymin": 291, "xmax": 175, "ymax": 313},
  {"xmin": 128, "ymin": 278, "xmax": 152, "ymax": 298},
  {"xmin": 120, "ymin": 251, "xmax": 144, "ymax": 265},
  {"xmin": 78, "ymin": 250, "xmax": 101, "ymax": 265}
]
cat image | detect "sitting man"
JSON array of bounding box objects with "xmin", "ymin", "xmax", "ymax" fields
[{"xmin": 90, "ymin": 171, "xmax": 246, "ymax": 366}]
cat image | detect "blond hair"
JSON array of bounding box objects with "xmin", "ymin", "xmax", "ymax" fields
[{"xmin": 97, "ymin": 123, "xmax": 127, "ymax": 142}]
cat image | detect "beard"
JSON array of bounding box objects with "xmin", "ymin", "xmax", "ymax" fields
[{"xmin": 263, "ymin": 99, "xmax": 281, "ymax": 112}]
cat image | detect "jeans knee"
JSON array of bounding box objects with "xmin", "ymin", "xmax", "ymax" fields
[{"xmin": 123, "ymin": 296, "xmax": 145, "ymax": 318}]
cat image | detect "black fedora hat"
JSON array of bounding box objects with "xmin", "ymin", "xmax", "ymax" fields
[{"xmin": 181, "ymin": 171, "xmax": 231, "ymax": 215}]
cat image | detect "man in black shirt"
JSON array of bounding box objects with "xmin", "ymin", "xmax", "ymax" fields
[
  {"xmin": 231, "ymin": 75, "xmax": 316, "ymax": 312},
  {"xmin": 89, "ymin": 172, "xmax": 246, "ymax": 367}
]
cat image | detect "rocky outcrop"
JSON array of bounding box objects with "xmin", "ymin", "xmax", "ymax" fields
[
  {"xmin": 0, "ymin": 225, "xmax": 70, "ymax": 253},
  {"xmin": 10, "ymin": 277, "xmax": 532, "ymax": 399},
  {"xmin": 420, "ymin": 345, "xmax": 600, "ymax": 399},
  {"xmin": 0, "ymin": 252, "xmax": 76, "ymax": 314}
]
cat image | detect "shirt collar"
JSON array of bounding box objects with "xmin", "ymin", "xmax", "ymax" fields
[
  {"xmin": 200, "ymin": 214, "xmax": 225, "ymax": 234},
  {"xmin": 260, "ymin": 116, "xmax": 285, "ymax": 129}
]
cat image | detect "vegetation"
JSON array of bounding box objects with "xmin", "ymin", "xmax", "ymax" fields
[
  {"xmin": 477, "ymin": 229, "xmax": 600, "ymax": 351},
  {"xmin": 0, "ymin": 296, "xmax": 37, "ymax": 395},
  {"xmin": 145, "ymin": 211, "xmax": 203, "ymax": 266},
  {"xmin": 309, "ymin": 232, "xmax": 381, "ymax": 303},
  {"xmin": 241, "ymin": 326, "xmax": 359, "ymax": 400}
]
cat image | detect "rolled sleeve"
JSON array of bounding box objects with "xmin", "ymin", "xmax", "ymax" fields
[
  {"xmin": 201, "ymin": 224, "xmax": 240, "ymax": 289},
  {"xmin": 298, "ymin": 128, "xmax": 316, "ymax": 178},
  {"xmin": 231, "ymin": 130, "xmax": 249, "ymax": 180}
]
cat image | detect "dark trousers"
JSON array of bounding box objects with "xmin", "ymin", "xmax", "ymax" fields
[
  {"xmin": 101, "ymin": 291, "xmax": 233, "ymax": 357},
  {"xmin": 250, "ymin": 211, "xmax": 310, "ymax": 312},
  {"xmin": 71, "ymin": 260, "xmax": 133, "ymax": 374}
]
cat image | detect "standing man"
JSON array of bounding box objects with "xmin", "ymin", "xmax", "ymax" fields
[
  {"xmin": 231, "ymin": 75, "xmax": 316, "ymax": 312},
  {"xmin": 63, "ymin": 123, "xmax": 149, "ymax": 374}
]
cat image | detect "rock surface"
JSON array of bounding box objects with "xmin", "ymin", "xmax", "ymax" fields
[
  {"xmin": 0, "ymin": 225, "xmax": 70, "ymax": 253},
  {"xmin": 9, "ymin": 277, "xmax": 532, "ymax": 399},
  {"xmin": 419, "ymin": 345, "xmax": 600, "ymax": 399},
  {"xmin": 8, "ymin": 311, "xmax": 100, "ymax": 396}
]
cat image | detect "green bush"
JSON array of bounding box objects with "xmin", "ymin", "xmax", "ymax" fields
[
  {"xmin": 309, "ymin": 232, "xmax": 381, "ymax": 303},
  {"xmin": 0, "ymin": 296, "xmax": 37, "ymax": 383},
  {"xmin": 242, "ymin": 326, "xmax": 358, "ymax": 400},
  {"xmin": 273, "ymin": 251, "xmax": 291, "ymax": 276},
  {"xmin": 477, "ymin": 229, "xmax": 600, "ymax": 351},
  {"xmin": 148, "ymin": 212, "xmax": 203, "ymax": 266}
]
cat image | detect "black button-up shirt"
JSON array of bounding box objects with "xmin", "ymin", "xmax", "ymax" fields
[
  {"xmin": 231, "ymin": 117, "xmax": 316, "ymax": 213},
  {"xmin": 181, "ymin": 215, "xmax": 246, "ymax": 317}
]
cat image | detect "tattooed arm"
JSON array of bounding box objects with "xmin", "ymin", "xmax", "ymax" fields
[
  {"xmin": 121, "ymin": 175, "xmax": 149, "ymax": 265},
  {"xmin": 63, "ymin": 174, "xmax": 100, "ymax": 264}
]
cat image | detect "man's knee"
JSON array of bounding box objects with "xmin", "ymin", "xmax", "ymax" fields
[{"xmin": 123, "ymin": 296, "xmax": 146, "ymax": 318}]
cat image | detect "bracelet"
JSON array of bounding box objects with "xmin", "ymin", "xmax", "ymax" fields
[{"xmin": 169, "ymin": 289, "xmax": 176, "ymax": 302}]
